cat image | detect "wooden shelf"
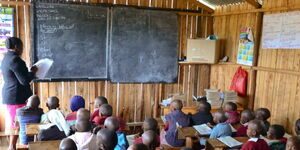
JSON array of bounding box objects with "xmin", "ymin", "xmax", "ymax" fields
[{"xmin": 178, "ymin": 61, "xmax": 212, "ymax": 65}]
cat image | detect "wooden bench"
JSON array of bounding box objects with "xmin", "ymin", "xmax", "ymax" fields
[
  {"xmin": 28, "ymin": 140, "xmax": 61, "ymax": 150},
  {"xmin": 205, "ymin": 137, "xmax": 249, "ymax": 150}
]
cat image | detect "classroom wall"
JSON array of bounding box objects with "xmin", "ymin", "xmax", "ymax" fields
[
  {"xmin": 0, "ymin": 0, "xmax": 213, "ymax": 131},
  {"xmin": 213, "ymin": 0, "xmax": 300, "ymax": 134},
  {"xmin": 211, "ymin": 3, "xmax": 262, "ymax": 108}
]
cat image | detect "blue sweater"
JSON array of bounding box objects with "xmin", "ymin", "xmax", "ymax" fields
[
  {"xmin": 114, "ymin": 131, "xmax": 129, "ymax": 150},
  {"xmin": 209, "ymin": 122, "xmax": 232, "ymax": 138}
]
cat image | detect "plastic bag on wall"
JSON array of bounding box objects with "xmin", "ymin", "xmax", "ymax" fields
[{"xmin": 230, "ymin": 67, "xmax": 248, "ymax": 96}]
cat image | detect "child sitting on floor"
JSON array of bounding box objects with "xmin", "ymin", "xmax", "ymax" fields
[
  {"xmin": 266, "ymin": 124, "xmax": 287, "ymax": 150},
  {"xmin": 68, "ymin": 119, "xmax": 97, "ymax": 150},
  {"xmin": 286, "ymin": 136, "xmax": 300, "ymax": 150},
  {"xmin": 59, "ymin": 138, "xmax": 77, "ymax": 150},
  {"xmin": 92, "ymin": 104, "xmax": 126, "ymax": 131},
  {"xmin": 142, "ymin": 130, "xmax": 160, "ymax": 150},
  {"xmin": 17, "ymin": 95, "xmax": 44, "ymax": 145},
  {"xmin": 224, "ymin": 102, "xmax": 240, "ymax": 125},
  {"xmin": 209, "ymin": 110, "xmax": 232, "ymax": 138},
  {"xmin": 90, "ymin": 96, "xmax": 108, "ymax": 121},
  {"xmin": 241, "ymin": 120, "xmax": 271, "ymax": 150},
  {"xmin": 38, "ymin": 96, "xmax": 70, "ymax": 141},
  {"xmin": 255, "ymin": 108, "xmax": 271, "ymax": 136},
  {"xmin": 104, "ymin": 116, "xmax": 129, "ymax": 150},
  {"xmin": 160, "ymin": 99, "xmax": 190, "ymax": 147},
  {"xmin": 190, "ymin": 101, "xmax": 213, "ymax": 126},
  {"xmin": 236, "ymin": 110, "xmax": 255, "ymax": 137},
  {"xmin": 134, "ymin": 117, "xmax": 159, "ymax": 144},
  {"xmin": 66, "ymin": 95, "xmax": 85, "ymax": 126},
  {"xmin": 295, "ymin": 119, "xmax": 300, "ymax": 136},
  {"xmin": 96, "ymin": 128, "xmax": 118, "ymax": 150}
]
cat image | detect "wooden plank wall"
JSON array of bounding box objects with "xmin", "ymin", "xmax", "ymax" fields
[
  {"xmin": 0, "ymin": 0, "xmax": 213, "ymax": 131},
  {"xmin": 211, "ymin": 3, "xmax": 262, "ymax": 108},
  {"xmin": 213, "ymin": 0, "xmax": 300, "ymax": 134},
  {"xmin": 255, "ymin": 0, "xmax": 300, "ymax": 134}
]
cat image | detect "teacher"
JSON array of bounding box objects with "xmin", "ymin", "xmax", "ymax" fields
[{"xmin": 1, "ymin": 37, "xmax": 37, "ymax": 150}]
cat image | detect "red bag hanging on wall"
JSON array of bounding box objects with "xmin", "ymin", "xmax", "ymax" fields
[{"xmin": 230, "ymin": 67, "xmax": 248, "ymax": 96}]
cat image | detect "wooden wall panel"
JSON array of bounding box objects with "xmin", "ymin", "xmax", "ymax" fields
[
  {"xmin": 214, "ymin": 0, "xmax": 300, "ymax": 134},
  {"xmin": 0, "ymin": 0, "xmax": 213, "ymax": 131}
]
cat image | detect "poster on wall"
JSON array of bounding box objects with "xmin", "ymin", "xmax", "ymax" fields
[
  {"xmin": 237, "ymin": 27, "xmax": 254, "ymax": 66},
  {"xmin": 0, "ymin": 7, "xmax": 14, "ymax": 52}
]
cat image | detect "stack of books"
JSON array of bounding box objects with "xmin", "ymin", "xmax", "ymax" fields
[
  {"xmin": 223, "ymin": 91, "xmax": 238, "ymax": 103},
  {"xmin": 205, "ymin": 89, "xmax": 222, "ymax": 107}
]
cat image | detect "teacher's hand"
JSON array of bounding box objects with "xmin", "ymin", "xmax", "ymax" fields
[{"xmin": 30, "ymin": 66, "xmax": 38, "ymax": 73}]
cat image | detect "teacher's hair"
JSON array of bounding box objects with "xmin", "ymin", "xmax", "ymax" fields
[{"xmin": 5, "ymin": 37, "xmax": 22, "ymax": 49}]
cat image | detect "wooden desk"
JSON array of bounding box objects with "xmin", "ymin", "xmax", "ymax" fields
[
  {"xmin": 26, "ymin": 123, "xmax": 42, "ymax": 136},
  {"xmin": 28, "ymin": 140, "xmax": 61, "ymax": 150},
  {"xmin": 161, "ymin": 105, "xmax": 244, "ymax": 116},
  {"xmin": 206, "ymin": 137, "xmax": 249, "ymax": 150},
  {"xmin": 177, "ymin": 127, "xmax": 202, "ymax": 148}
]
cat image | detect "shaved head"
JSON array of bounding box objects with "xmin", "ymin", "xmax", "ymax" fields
[
  {"xmin": 96, "ymin": 129, "xmax": 118, "ymax": 150},
  {"xmin": 77, "ymin": 108, "xmax": 90, "ymax": 121},
  {"xmin": 170, "ymin": 99, "xmax": 183, "ymax": 111},
  {"xmin": 47, "ymin": 96, "xmax": 59, "ymax": 110},
  {"xmin": 59, "ymin": 138, "xmax": 77, "ymax": 150},
  {"xmin": 27, "ymin": 95, "xmax": 40, "ymax": 109},
  {"xmin": 104, "ymin": 117, "xmax": 119, "ymax": 131}
]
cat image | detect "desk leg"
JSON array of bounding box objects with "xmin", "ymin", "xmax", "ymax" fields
[
  {"xmin": 34, "ymin": 135, "xmax": 37, "ymax": 142},
  {"xmin": 185, "ymin": 137, "xmax": 193, "ymax": 148}
]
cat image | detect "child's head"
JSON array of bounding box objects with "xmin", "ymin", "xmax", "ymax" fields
[
  {"xmin": 96, "ymin": 128, "xmax": 118, "ymax": 150},
  {"xmin": 196, "ymin": 96, "xmax": 207, "ymax": 103},
  {"xmin": 127, "ymin": 143, "xmax": 149, "ymax": 150},
  {"xmin": 255, "ymin": 108, "xmax": 271, "ymax": 121},
  {"xmin": 267, "ymin": 124, "xmax": 285, "ymax": 140},
  {"xmin": 143, "ymin": 118, "xmax": 158, "ymax": 132},
  {"xmin": 27, "ymin": 95, "xmax": 40, "ymax": 109},
  {"xmin": 224, "ymin": 102, "xmax": 237, "ymax": 111},
  {"xmin": 142, "ymin": 130, "xmax": 159, "ymax": 150},
  {"xmin": 213, "ymin": 110, "xmax": 227, "ymax": 124},
  {"xmin": 170, "ymin": 99, "xmax": 183, "ymax": 111},
  {"xmin": 70, "ymin": 95, "xmax": 85, "ymax": 112},
  {"xmin": 197, "ymin": 101, "xmax": 211, "ymax": 113},
  {"xmin": 295, "ymin": 119, "xmax": 300, "ymax": 136},
  {"xmin": 59, "ymin": 138, "xmax": 77, "ymax": 150},
  {"xmin": 46, "ymin": 96, "xmax": 59, "ymax": 110},
  {"xmin": 104, "ymin": 117, "xmax": 119, "ymax": 131},
  {"xmin": 247, "ymin": 120, "xmax": 264, "ymax": 138},
  {"xmin": 75, "ymin": 119, "xmax": 91, "ymax": 132},
  {"xmin": 77, "ymin": 108, "xmax": 90, "ymax": 121},
  {"xmin": 94, "ymin": 96, "xmax": 108, "ymax": 109},
  {"xmin": 240, "ymin": 110, "xmax": 255, "ymax": 124},
  {"xmin": 99, "ymin": 104, "xmax": 113, "ymax": 116},
  {"xmin": 286, "ymin": 136, "xmax": 300, "ymax": 150}
]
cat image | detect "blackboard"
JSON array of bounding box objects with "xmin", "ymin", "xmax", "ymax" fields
[
  {"xmin": 31, "ymin": 2, "xmax": 108, "ymax": 80},
  {"xmin": 109, "ymin": 7, "xmax": 179, "ymax": 83}
]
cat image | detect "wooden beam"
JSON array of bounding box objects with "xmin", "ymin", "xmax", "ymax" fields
[
  {"xmin": 213, "ymin": 5, "xmax": 300, "ymax": 16},
  {"xmin": 187, "ymin": 0, "xmax": 214, "ymax": 13},
  {"xmin": 0, "ymin": 1, "xmax": 30, "ymax": 5},
  {"xmin": 244, "ymin": 0, "xmax": 261, "ymax": 8}
]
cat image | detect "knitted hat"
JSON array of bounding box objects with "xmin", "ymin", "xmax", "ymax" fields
[{"xmin": 70, "ymin": 95, "xmax": 85, "ymax": 112}]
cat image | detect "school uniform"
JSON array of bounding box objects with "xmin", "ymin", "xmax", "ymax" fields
[
  {"xmin": 241, "ymin": 138, "xmax": 271, "ymax": 150},
  {"xmin": 92, "ymin": 115, "xmax": 126, "ymax": 131},
  {"xmin": 226, "ymin": 110, "xmax": 240, "ymax": 125},
  {"xmin": 115, "ymin": 131, "xmax": 129, "ymax": 150},
  {"xmin": 190, "ymin": 111, "xmax": 213, "ymax": 126},
  {"xmin": 134, "ymin": 135, "xmax": 160, "ymax": 145},
  {"xmin": 17, "ymin": 106, "xmax": 43, "ymax": 144},
  {"xmin": 66, "ymin": 111, "xmax": 77, "ymax": 126},
  {"xmin": 268, "ymin": 137, "xmax": 287, "ymax": 150},
  {"xmin": 236, "ymin": 123, "xmax": 248, "ymax": 137},
  {"xmin": 164, "ymin": 110, "xmax": 190, "ymax": 147},
  {"xmin": 209, "ymin": 122, "xmax": 232, "ymax": 138},
  {"xmin": 90, "ymin": 109, "xmax": 100, "ymax": 121},
  {"xmin": 68, "ymin": 132, "xmax": 97, "ymax": 150},
  {"xmin": 41, "ymin": 109, "xmax": 70, "ymax": 136}
]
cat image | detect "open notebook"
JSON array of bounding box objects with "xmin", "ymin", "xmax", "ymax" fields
[
  {"xmin": 218, "ymin": 136, "xmax": 243, "ymax": 147},
  {"xmin": 193, "ymin": 124, "xmax": 212, "ymax": 135}
]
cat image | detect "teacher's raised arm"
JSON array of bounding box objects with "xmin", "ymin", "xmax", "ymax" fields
[{"xmin": 1, "ymin": 37, "xmax": 37, "ymax": 150}]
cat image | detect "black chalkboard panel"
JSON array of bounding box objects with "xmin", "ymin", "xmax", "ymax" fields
[
  {"xmin": 109, "ymin": 7, "xmax": 178, "ymax": 83},
  {"xmin": 31, "ymin": 2, "xmax": 108, "ymax": 80}
]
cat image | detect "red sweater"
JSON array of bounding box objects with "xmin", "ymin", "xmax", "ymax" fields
[
  {"xmin": 241, "ymin": 139, "xmax": 271, "ymax": 150},
  {"xmin": 236, "ymin": 125, "xmax": 248, "ymax": 137},
  {"xmin": 90, "ymin": 109, "xmax": 100, "ymax": 121}
]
